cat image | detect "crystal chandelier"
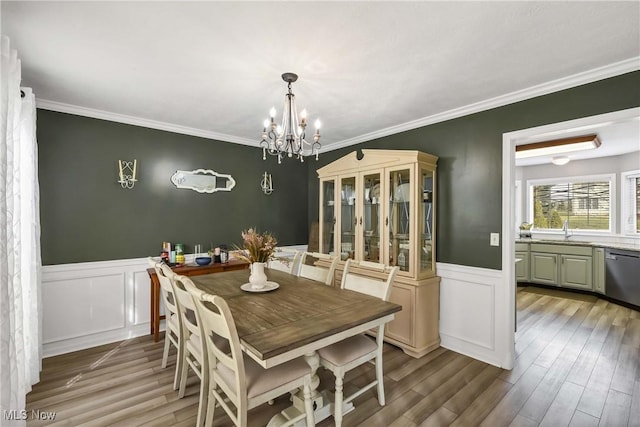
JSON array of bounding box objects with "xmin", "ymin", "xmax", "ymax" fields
[{"xmin": 260, "ymin": 72, "xmax": 321, "ymax": 164}]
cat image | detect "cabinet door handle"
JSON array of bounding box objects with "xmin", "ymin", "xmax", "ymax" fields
[
  {"xmin": 354, "ymin": 217, "xmax": 358, "ymax": 226},
  {"xmin": 359, "ymin": 217, "xmax": 363, "ymax": 225},
  {"xmin": 333, "ymin": 217, "xmax": 336, "ymax": 225},
  {"xmin": 385, "ymin": 217, "xmax": 389, "ymax": 226}
]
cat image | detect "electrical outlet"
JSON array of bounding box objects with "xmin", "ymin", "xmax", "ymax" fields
[{"xmin": 490, "ymin": 233, "xmax": 500, "ymax": 246}]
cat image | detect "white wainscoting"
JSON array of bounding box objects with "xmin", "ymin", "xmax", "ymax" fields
[
  {"xmin": 42, "ymin": 257, "xmax": 153, "ymax": 357},
  {"xmin": 437, "ymin": 262, "xmax": 512, "ymax": 369},
  {"xmin": 42, "ymin": 256, "xmax": 512, "ymax": 366},
  {"xmin": 41, "ymin": 246, "xmax": 309, "ymax": 358}
]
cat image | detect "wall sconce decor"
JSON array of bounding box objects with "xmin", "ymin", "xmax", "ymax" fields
[
  {"xmin": 118, "ymin": 159, "xmax": 137, "ymax": 189},
  {"xmin": 261, "ymin": 172, "xmax": 273, "ymax": 195}
]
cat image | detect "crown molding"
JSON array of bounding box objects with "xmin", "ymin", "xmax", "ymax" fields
[
  {"xmin": 36, "ymin": 57, "xmax": 639, "ymax": 152},
  {"xmin": 35, "ymin": 99, "xmax": 258, "ymax": 147},
  {"xmin": 324, "ymin": 56, "xmax": 640, "ymax": 152}
]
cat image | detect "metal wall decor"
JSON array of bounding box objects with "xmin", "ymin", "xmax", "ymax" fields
[
  {"xmin": 118, "ymin": 159, "xmax": 137, "ymax": 189},
  {"xmin": 260, "ymin": 172, "xmax": 273, "ymax": 195}
]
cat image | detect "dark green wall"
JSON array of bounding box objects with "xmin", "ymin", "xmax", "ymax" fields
[
  {"xmin": 38, "ymin": 72, "xmax": 640, "ymax": 267},
  {"xmin": 307, "ymin": 71, "xmax": 640, "ymax": 270},
  {"xmin": 37, "ymin": 111, "xmax": 309, "ymax": 265}
]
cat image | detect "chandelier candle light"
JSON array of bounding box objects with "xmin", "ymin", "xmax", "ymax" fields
[{"xmin": 260, "ymin": 72, "xmax": 321, "ymax": 164}]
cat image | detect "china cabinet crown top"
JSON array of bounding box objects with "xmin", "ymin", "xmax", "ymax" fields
[{"xmin": 317, "ymin": 149, "xmax": 438, "ymax": 177}]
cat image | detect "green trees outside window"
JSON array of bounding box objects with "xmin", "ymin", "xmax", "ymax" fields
[{"xmin": 531, "ymin": 181, "xmax": 610, "ymax": 231}]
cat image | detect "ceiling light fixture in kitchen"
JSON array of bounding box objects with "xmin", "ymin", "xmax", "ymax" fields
[
  {"xmin": 259, "ymin": 72, "xmax": 321, "ymax": 164},
  {"xmin": 551, "ymin": 156, "xmax": 570, "ymax": 165},
  {"xmin": 515, "ymin": 134, "xmax": 601, "ymax": 159}
]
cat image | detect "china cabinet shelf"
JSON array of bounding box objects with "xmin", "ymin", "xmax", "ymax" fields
[{"xmin": 317, "ymin": 149, "xmax": 440, "ymax": 358}]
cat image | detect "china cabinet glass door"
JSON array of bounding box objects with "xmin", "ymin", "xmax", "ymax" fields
[
  {"xmin": 320, "ymin": 178, "xmax": 336, "ymax": 255},
  {"xmin": 360, "ymin": 171, "xmax": 383, "ymax": 263},
  {"xmin": 419, "ymin": 168, "xmax": 435, "ymax": 275},
  {"xmin": 388, "ymin": 167, "xmax": 412, "ymax": 273},
  {"xmin": 340, "ymin": 176, "xmax": 357, "ymax": 260}
]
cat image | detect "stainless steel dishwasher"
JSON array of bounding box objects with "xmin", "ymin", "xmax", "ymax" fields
[{"xmin": 605, "ymin": 248, "xmax": 640, "ymax": 307}]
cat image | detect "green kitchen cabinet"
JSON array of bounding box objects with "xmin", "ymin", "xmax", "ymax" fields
[
  {"xmin": 530, "ymin": 252, "xmax": 558, "ymax": 285},
  {"xmin": 530, "ymin": 243, "xmax": 593, "ymax": 291},
  {"xmin": 560, "ymin": 254, "xmax": 592, "ymax": 290},
  {"xmin": 515, "ymin": 251, "xmax": 530, "ymax": 282},
  {"xmin": 593, "ymin": 247, "xmax": 606, "ymax": 294}
]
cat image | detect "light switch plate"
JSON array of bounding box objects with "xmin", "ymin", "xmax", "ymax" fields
[{"xmin": 490, "ymin": 233, "xmax": 500, "ymax": 246}]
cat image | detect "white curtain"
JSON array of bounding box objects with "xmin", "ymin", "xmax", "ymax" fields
[{"xmin": 0, "ymin": 35, "xmax": 42, "ymax": 426}]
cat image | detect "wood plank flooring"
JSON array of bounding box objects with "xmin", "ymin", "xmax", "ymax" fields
[{"xmin": 26, "ymin": 286, "xmax": 639, "ymax": 426}]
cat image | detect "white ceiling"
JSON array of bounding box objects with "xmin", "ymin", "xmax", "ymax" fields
[{"xmin": 2, "ymin": 1, "xmax": 640, "ymax": 155}]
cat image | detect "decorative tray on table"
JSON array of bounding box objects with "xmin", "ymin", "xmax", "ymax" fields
[{"xmin": 240, "ymin": 282, "xmax": 279, "ymax": 293}]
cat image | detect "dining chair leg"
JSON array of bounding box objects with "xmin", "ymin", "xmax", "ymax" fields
[
  {"xmin": 204, "ymin": 389, "xmax": 216, "ymax": 427},
  {"xmin": 376, "ymin": 351, "xmax": 385, "ymax": 405},
  {"xmin": 303, "ymin": 381, "xmax": 315, "ymax": 427},
  {"xmin": 161, "ymin": 333, "xmax": 170, "ymax": 368},
  {"xmin": 178, "ymin": 359, "xmax": 189, "ymax": 399},
  {"xmin": 196, "ymin": 375, "xmax": 208, "ymax": 427},
  {"xmin": 334, "ymin": 370, "xmax": 345, "ymax": 427},
  {"xmin": 172, "ymin": 344, "xmax": 183, "ymax": 390}
]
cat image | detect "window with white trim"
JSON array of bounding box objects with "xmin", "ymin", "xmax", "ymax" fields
[
  {"xmin": 621, "ymin": 170, "xmax": 640, "ymax": 235},
  {"xmin": 528, "ymin": 174, "xmax": 615, "ymax": 233}
]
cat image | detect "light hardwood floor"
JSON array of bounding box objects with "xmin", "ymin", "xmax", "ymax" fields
[{"xmin": 26, "ymin": 286, "xmax": 640, "ymax": 426}]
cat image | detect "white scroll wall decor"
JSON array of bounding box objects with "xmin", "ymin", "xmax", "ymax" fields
[{"xmin": 118, "ymin": 159, "xmax": 137, "ymax": 189}]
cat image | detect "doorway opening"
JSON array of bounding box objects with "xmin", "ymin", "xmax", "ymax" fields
[{"xmin": 501, "ymin": 107, "xmax": 640, "ymax": 369}]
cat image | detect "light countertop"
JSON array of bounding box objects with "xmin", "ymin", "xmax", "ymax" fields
[{"xmin": 516, "ymin": 239, "xmax": 640, "ymax": 252}]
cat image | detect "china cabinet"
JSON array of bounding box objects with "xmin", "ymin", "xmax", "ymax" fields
[{"xmin": 317, "ymin": 149, "xmax": 440, "ymax": 357}]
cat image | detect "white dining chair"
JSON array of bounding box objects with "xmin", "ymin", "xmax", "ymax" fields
[
  {"xmin": 268, "ymin": 249, "xmax": 301, "ymax": 275},
  {"xmin": 173, "ymin": 273, "xmax": 209, "ymax": 427},
  {"xmin": 148, "ymin": 258, "xmax": 184, "ymax": 391},
  {"xmin": 297, "ymin": 251, "xmax": 338, "ymax": 286},
  {"xmin": 317, "ymin": 259, "xmax": 398, "ymax": 427},
  {"xmin": 185, "ymin": 282, "xmax": 316, "ymax": 427}
]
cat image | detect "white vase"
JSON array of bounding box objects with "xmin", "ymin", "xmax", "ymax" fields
[{"xmin": 249, "ymin": 262, "xmax": 268, "ymax": 290}]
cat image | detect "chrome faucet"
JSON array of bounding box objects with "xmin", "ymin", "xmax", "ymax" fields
[{"xmin": 562, "ymin": 219, "xmax": 572, "ymax": 240}]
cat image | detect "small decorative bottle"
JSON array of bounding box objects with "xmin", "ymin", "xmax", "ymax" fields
[{"xmin": 398, "ymin": 251, "xmax": 406, "ymax": 269}]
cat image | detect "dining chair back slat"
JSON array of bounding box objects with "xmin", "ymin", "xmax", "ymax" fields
[
  {"xmin": 341, "ymin": 259, "xmax": 395, "ymax": 301},
  {"xmin": 298, "ymin": 251, "xmax": 338, "ymax": 286},
  {"xmin": 268, "ymin": 249, "xmax": 301, "ymax": 275}
]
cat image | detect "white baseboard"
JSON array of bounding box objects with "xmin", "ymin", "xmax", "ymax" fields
[{"xmin": 42, "ymin": 324, "xmax": 153, "ymax": 358}]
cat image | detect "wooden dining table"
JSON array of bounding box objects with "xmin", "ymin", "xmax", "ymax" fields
[{"xmin": 189, "ymin": 267, "xmax": 402, "ymax": 425}]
